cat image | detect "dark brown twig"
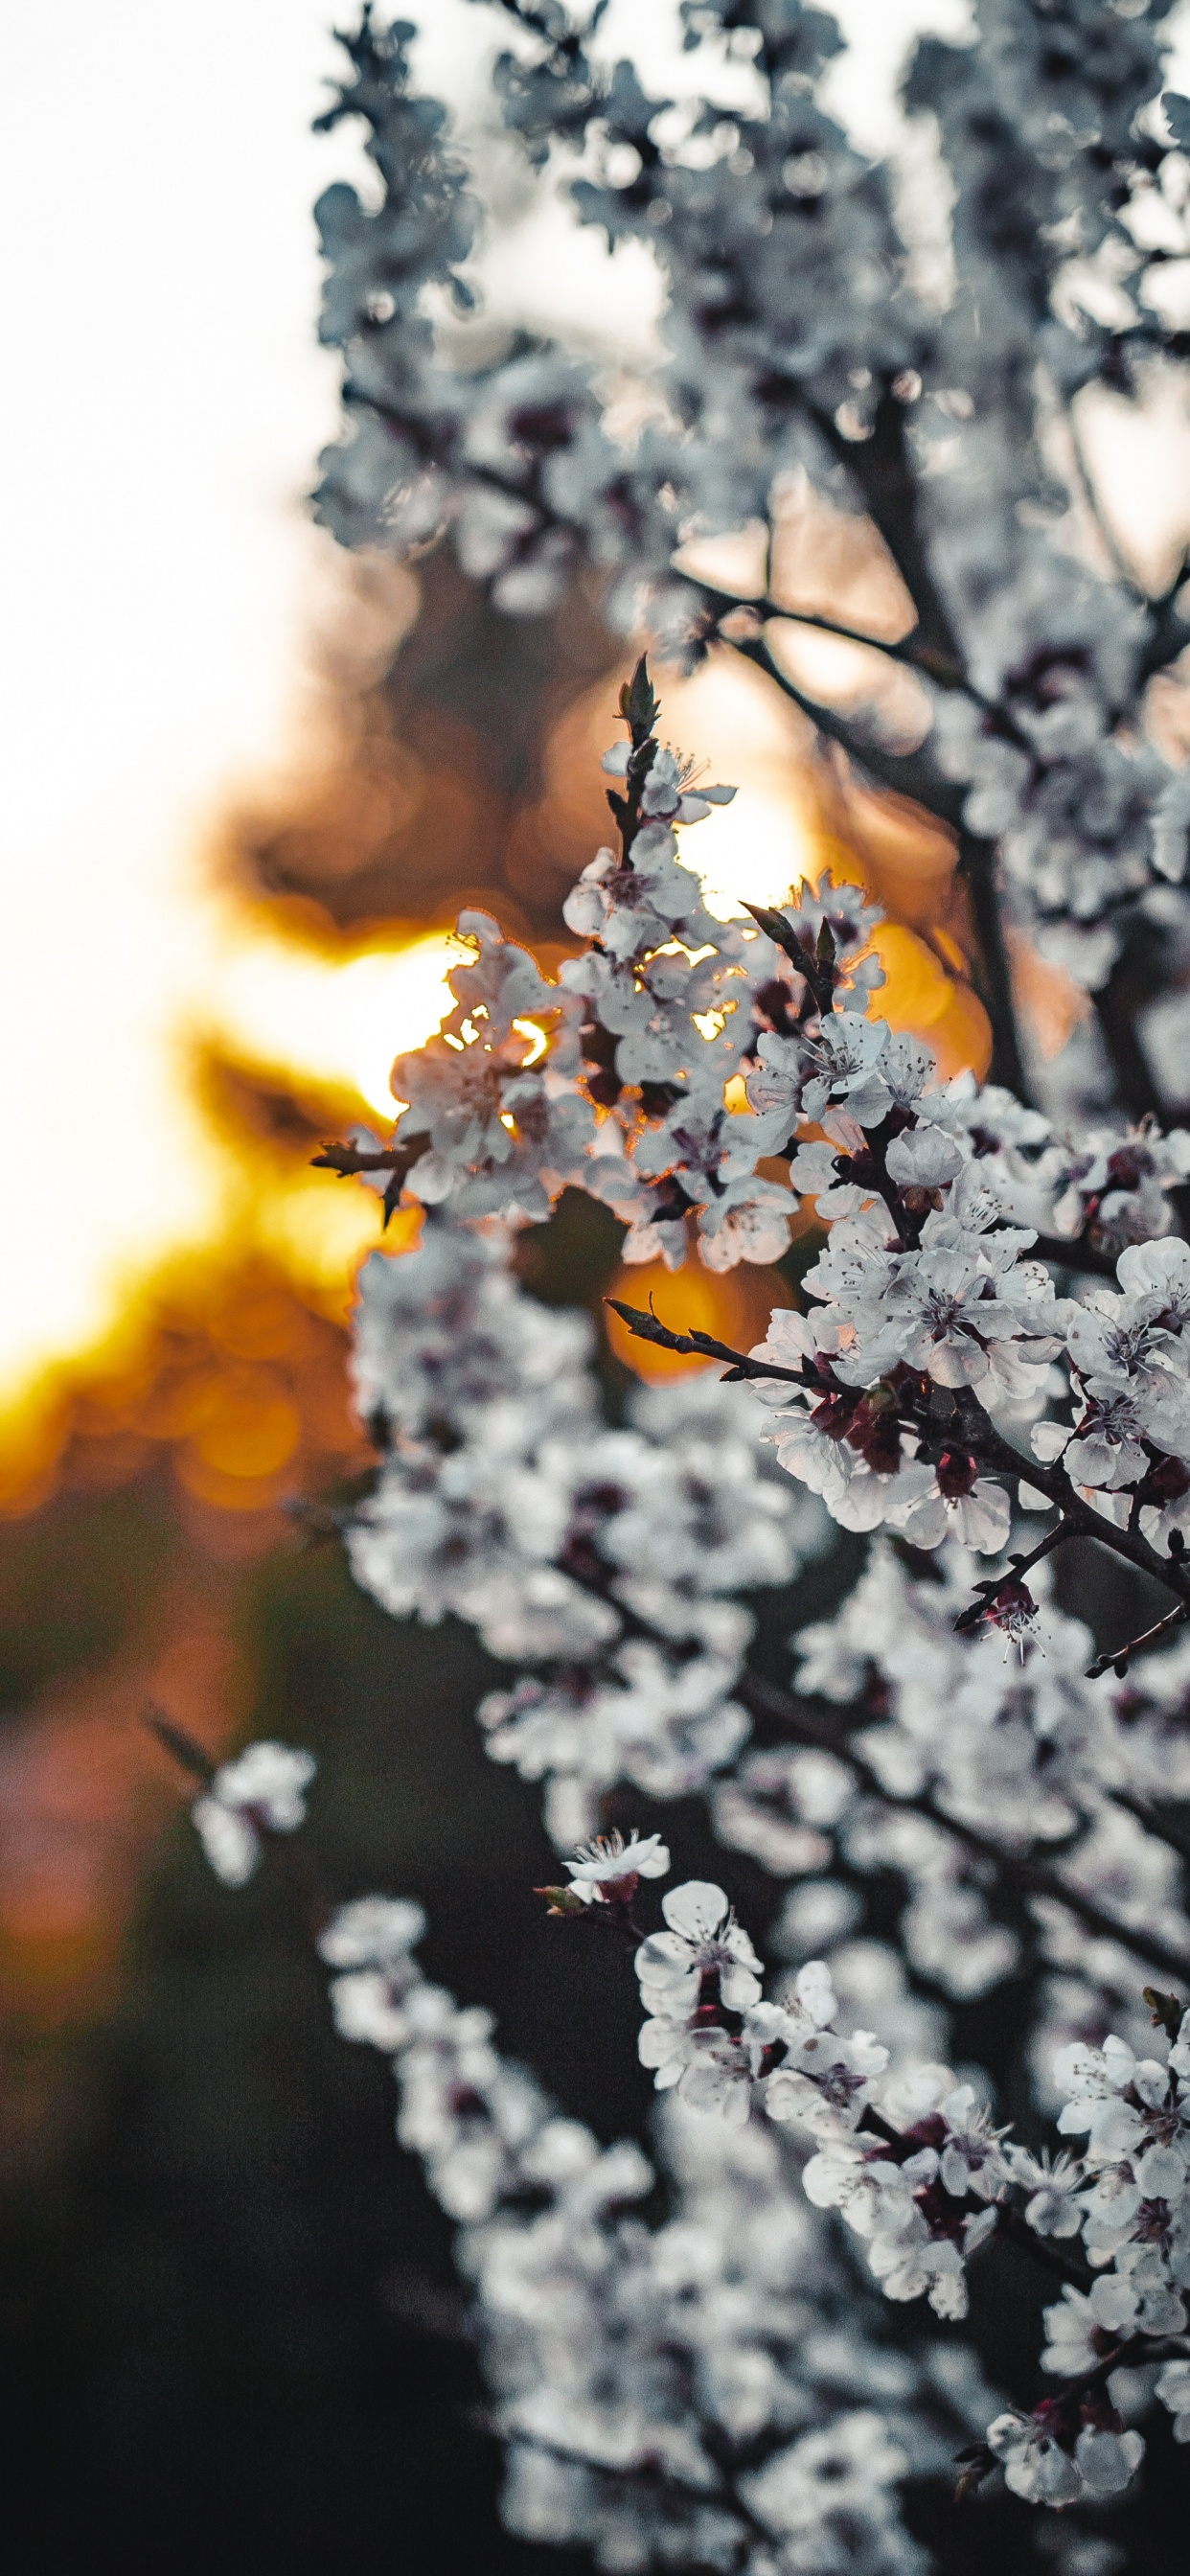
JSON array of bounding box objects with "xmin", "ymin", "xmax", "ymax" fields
[
  {"xmin": 605, "ymin": 1299, "xmax": 803, "ymax": 1384},
  {"xmin": 144, "ymin": 1704, "xmax": 217, "ymax": 1785},
  {"xmin": 1087, "ymin": 1598, "xmax": 1190, "ymax": 1682}
]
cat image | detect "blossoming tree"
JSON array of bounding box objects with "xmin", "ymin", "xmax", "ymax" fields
[{"xmin": 169, "ymin": 4, "xmax": 1190, "ymax": 2565}]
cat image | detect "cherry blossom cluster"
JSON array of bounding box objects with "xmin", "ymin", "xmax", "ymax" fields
[
  {"xmin": 773, "ymin": 1536, "xmax": 1190, "ymax": 2003},
  {"xmin": 175, "ymin": 8, "xmax": 1190, "ymax": 2547},
  {"xmin": 331, "ymin": 665, "xmax": 1190, "ymax": 1694},
  {"xmin": 623, "ymin": 1867, "xmax": 1190, "ymax": 2508},
  {"xmin": 741, "ymin": 1119, "xmax": 1190, "ymax": 1590},
  {"xmin": 182, "ymin": 1754, "xmax": 1190, "ymax": 2531},
  {"xmin": 293, "ymin": 656, "xmax": 1190, "ymax": 2557},
  {"xmin": 190, "ymin": 1738, "xmax": 316, "ymax": 1888},
  {"xmin": 185, "ymin": 1772, "xmax": 1001, "ymax": 2569},
  {"xmin": 314, "ymin": 0, "xmax": 1190, "ymax": 1069},
  {"xmin": 343, "ymin": 1208, "xmax": 827, "ymax": 1847},
  {"xmin": 332, "ymin": 658, "xmax": 1190, "ymax": 1300},
  {"xmin": 984, "ymin": 2008, "xmax": 1190, "ymax": 2503},
  {"xmin": 335, "ymin": 657, "xmax": 827, "ymax": 1271}
]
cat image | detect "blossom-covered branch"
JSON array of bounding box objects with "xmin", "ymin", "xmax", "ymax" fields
[
  {"xmin": 314, "ymin": 0, "xmax": 1190, "ymax": 1102},
  {"xmin": 164, "ymin": 9, "xmax": 1190, "ymax": 2559},
  {"xmin": 176, "ymin": 1739, "xmax": 1190, "ymax": 2527},
  {"xmin": 617, "ymin": 1869, "xmax": 1190, "ymax": 2506},
  {"xmin": 285, "ymin": 648, "xmax": 1190, "ymax": 2553},
  {"xmin": 172, "ymin": 1740, "xmax": 1002, "ymax": 2570}
]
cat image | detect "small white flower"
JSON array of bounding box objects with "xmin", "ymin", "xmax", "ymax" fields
[
  {"xmin": 317, "ymin": 1896, "xmax": 426, "ymax": 1968},
  {"xmin": 884, "ymin": 1125, "xmax": 964, "ymax": 1189},
  {"xmin": 1074, "ymin": 2425, "xmax": 1146, "ymax": 2497},
  {"xmin": 635, "ymin": 1880, "xmax": 762, "ymax": 2018},
  {"xmin": 190, "ymin": 1798, "xmax": 261, "ymax": 1889},
  {"xmin": 801, "ymin": 1011, "xmax": 892, "ymax": 1128},
  {"xmin": 1156, "ymin": 2358, "xmax": 1190, "ymax": 2441},
  {"xmin": 1040, "ymin": 2285, "xmax": 1100, "ymax": 2377},
  {"xmin": 563, "ymin": 1828, "xmax": 671, "ymax": 1901},
  {"xmin": 1008, "ymin": 2150, "xmax": 1084, "ymax": 2240},
  {"xmin": 936, "ymin": 2085, "xmax": 1011, "ymax": 2199},
  {"xmin": 986, "ymin": 2412, "xmax": 1084, "ymax": 2505},
  {"xmin": 329, "ymin": 1970, "xmax": 415, "ymax": 2051},
  {"xmin": 192, "ymin": 1741, "xmax": 316, "ymax": 1887}
]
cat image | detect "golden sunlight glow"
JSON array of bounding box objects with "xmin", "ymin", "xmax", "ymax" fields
[
  {"xmin": 655, "ymin": 656, "xmax": 818, "ymax": 917},
  {"xmin": 0, "ymin": 623, "xmax": 989, "ymax": 1460},
  {"xmin": 207, "ymin": 929, "xmax": 459, "ymax": 1120},
  {"xmin": 690, "ymin": 783, "xmax": 814, "ymax": 920},
  {"xmin": 513, "ymin": 1018, "xmax": 549, "ymax": 1068},
  {"xmin": 0, "ymin": 892, "xmax": 459, "ymax": 1428}
]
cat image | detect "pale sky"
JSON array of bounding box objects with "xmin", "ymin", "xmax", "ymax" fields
[{"xmin": 0, "ymin": 5, "xmax": 368, "ymax": 1397}]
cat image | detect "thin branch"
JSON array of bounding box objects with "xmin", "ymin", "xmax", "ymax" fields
[
  {"xmin": 606, "ymin": 1303, "xmax": 1190, "ymax": 1635},
  {"xmin": 811, "ymin": 389, "xmax": 966, "ymax": 676},
  {"xmin": 311, "ymin": 1138, "xmax": 408, "ymax": 1175},
  {"xmin": 1042, "ymin": 2331, "xmax": 1189, "ymax": 2414},
  {"xmin": 724, "ymin": 634, "xmax": 1032, "ymax": 1095},
  {"xmin": 1091, "ymin": 941, "xmax": 1171, "ymax": 1126},
  {"xmin": 1086, "ymin": 1597, "xmax": 1190, "ymax": 1683},
  {"xmin": 954, "ymin": 830, "xmax": 1034, "ymax": 1102},
  {"xmin": 948, "ymin": 1386, "xmax": 1190, "ymax": 1616},
  {"xmin": 312, "ymin": 1127, "xmax": 433, "ymax": 1228},
  {"xmin": 1001, "ymin": 1523, "xmax": 1073, "ymax": 1586},
  {"xmin": 144, "ymin": 1704, "xmax": 216, "ymax": 1785},
  {"xmin": 697, "ymin": 585, "xmax": 970, "ymax": 692},
  {"xmin": 605, "ymin": 1299, "xmax": 803, "ymax": 1384},
  {"xmin": 728, "ymin": 630, "xmax": 966, "ymax": 830}
]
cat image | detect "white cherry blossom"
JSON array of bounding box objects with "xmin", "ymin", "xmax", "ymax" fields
[
  {"xmin": 562, "ymin": 1829, "xmax": 671, "ymax": 1903},
  {"xmin": 191, "ymin": 1741, "xmax": 316, "ymax": 1888}
]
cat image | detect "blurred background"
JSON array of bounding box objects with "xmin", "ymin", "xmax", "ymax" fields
[{"xmin": 5, "ymin": 5, "xmax": 1190, "ymax": 2569}]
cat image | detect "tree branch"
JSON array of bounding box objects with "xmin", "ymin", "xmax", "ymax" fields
[
  {"xmin": 697, "ymin": 585, "xmax": 970, "ymax": 692},
  {"xmin": 606, "ymin": 1302, "xmax": 1190, "ymax": 1637},
  {"xmin": 811, "ymin": 389, "xmax": 966, "ymax": 675},
  {"xmin": 1086, "ymin": 1598, "xmax": 1190, "ymax": 1683},
  {"xmin": 954, "ymin": 831, "xmax": 1033, "ymax": 1101},
  {"xmin": 1041, "ymin": 2332, "xmax": 1190, "ymax": 2415},
  {"xmin": 311, "ymin": 1128, "xmax": 432, "ymax": 1227},
  {"xmin": 722, "ymin": 634, "xmax": 1031, "ymax": 1096},
  {"xmin": 605, "ymin": 1298, "xmax": 803, "ymax": 1383},
  {"xmin": 728, "ymin": 630, "xmax": 967, "ymax": 830}
]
